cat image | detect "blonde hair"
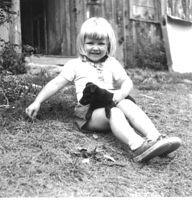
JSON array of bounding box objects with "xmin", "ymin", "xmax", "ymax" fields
[{"xmin": 77, "ymin": 17, "xmax": 117, "ymax": 57}]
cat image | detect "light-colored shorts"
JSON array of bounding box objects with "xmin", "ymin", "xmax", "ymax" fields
[{"xmin": 74, "ymin": 104, "xmax": 90, "ymax": 132}]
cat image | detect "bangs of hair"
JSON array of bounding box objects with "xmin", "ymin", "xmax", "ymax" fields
[
  {"xmin": 77, "ymin": 17, "xmax": 116, "ymax": 57},
  {"xmin": 84, "ymin": 25, "xmax": 109, "ymax": 41}
]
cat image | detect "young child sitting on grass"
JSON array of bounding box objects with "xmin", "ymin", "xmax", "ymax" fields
[{"xmin": 26, "ymin": 17, "xmax": 181, "ymax": 162}]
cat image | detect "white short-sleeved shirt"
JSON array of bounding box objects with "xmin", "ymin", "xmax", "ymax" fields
[{"xmin": 60, "ymin": 56, "xmax": 128, "ymax": 102}]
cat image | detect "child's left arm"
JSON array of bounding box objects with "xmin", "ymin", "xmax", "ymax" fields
[
  {"xmin": 111, "ymin": 57, "xmax": 133, "ymax": 104},
  {"xmin": 113, "ymin": 77, "xmax": 133, "ymax": 104}
]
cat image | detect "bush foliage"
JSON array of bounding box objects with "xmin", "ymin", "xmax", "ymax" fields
[
  {"xmin": 135, "ymin": 40, "xmax": 167, "ymax": 71},
  {"xmin": 0, "ymin": 1, "xmax": 27, "ymax": 75},
  {"xmin": 0, "ymin": 40, "xmax": 26, "ymax": 74}
]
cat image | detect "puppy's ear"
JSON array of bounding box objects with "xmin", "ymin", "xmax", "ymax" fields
[{"xmin": 86, "ymin": 82, "xmax": 93, "ymax": 87}]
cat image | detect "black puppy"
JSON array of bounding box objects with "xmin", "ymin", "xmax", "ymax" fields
[{"xmin": 79, "ymin": 82, "xmax": 135, "ymax": 120}]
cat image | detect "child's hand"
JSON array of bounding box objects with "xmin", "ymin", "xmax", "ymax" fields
[
  {"xmin": 25, "ymin": 101, "xmax": 41, "ymax": 119},
  {"xmin": 113, "ymin": 91, "xmax": 125, "ymax": 105}
]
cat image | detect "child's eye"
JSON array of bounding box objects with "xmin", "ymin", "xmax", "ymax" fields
[{"xmin": 85, "ymin": 42, "xmax": 93, "ymax": 45}]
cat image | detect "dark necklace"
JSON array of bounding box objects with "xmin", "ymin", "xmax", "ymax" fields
[{"xmin": 83, "ymin": 55, "xmax": 108, "ymax": 64}]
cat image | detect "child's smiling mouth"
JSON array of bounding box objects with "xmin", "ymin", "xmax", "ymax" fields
[{"xmin": 90, "ymin": 52, "xmax": 100, "ymax": 55}]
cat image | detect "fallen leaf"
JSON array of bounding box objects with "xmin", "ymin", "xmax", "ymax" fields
[
  {"xmin": 82, "ymin": 158, "xmax": 90, "ymax": 164},
  {"xmin": 104, "ymin": 154, "xmax": 116, "ymax": 162},
  {"xmin": 93, "ymin": 134, "xmax": 99, "ymax": 139}
]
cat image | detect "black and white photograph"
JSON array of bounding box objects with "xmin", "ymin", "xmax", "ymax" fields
[{"xmin": 0, "ymin": 0, "xmax": 192, "ymax": 197}]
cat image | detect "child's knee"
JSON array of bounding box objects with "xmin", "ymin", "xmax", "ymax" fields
[
  {"xmin": 110, "ymin": 107, "xmax": 125, "ymax": 118},
  {"xmin": 118, "ymin": 98, "xmax": 137, "ymax": 111},
  {"xmin": 119, "ymin": 98, "xmax": 134, "ymax": 106}
]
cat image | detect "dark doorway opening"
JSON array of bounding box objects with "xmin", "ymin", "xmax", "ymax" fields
[
  {"xmin": 20, "ymin": 0, "xmax": 47, "ymax": 54},
  {"xmin": 20, "ymin": 0, "xmax": 78, "ymax": 57}
]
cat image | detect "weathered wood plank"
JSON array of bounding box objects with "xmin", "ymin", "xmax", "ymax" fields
[
  {"xmin": 10, "ymin": 0, "xmax": 21, "ymax": 53},
  {"xmin": 167, "ymin": 0, "xmax": 192, "ymax": 22},
  {"xmin": 10, "ymin": 0, "xmax": 169, "ymax": 70},
  {"xmin": 65, "ymin": 0, "xmax": 71, "ymax": 56},
  {"xmin": 47, "ymin": 0, "xmax": 56, "ymax": 54},
  {"xmin": 115, "ymin": 0, "xmax": 124, "ymax": 65},
  {"xmin": 69, "ymin": 0, "xmax": 77, "ymax": 56},
  {"xmin": 59, "ymin": 0, "xmax": 67, "ymax": 55},
  {"xmin": 76, "ymin": 0, "xmax": 86, "ymax": 34}
]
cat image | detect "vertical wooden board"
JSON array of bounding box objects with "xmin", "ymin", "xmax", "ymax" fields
[
  {"xmin": 65, "ymin": 0, "xmax": 71, "ymax": 56},
  {"xmin": 55, "ymin": 0, "xmax": 62, "ymax": 54},
  {"xmin": 47, "ymin": 0, "xmax": 61, "ymax": 55},
  {"xmin": 43, "ymin": 0, "xmax": 48, "ymax": 53},
  {"xmin": 115, "ymin": 0, "xmax": 124, "ymax": 65},
  {"xmin": 161, "ymin": 0, "xmax": 167, "ymax": 17},
  {"xmin": 0, "ymin": 11, "xmax": 10, "ymax": 43},
  {"xmin": 124, "ymin": 0, "xmax": 137, "ymax": 68},
  {"xmin": 109, "ymin": 0, "xmax": 117, "ymax": 38},
  {"xmin": 20, "ymin": 1, "xmax": 33, "ymax": 46},
  {"xmin": 76, "ymin": 0, "xmax": 86, "ymax": 34},
  {"xmin": 109, "ymin": 0, "xmax": 118, "ymax": 45},
  {"xmin": 102, "ymin": 0, "xmax": 116, "ymax": 34},
  {"xmin": 60, "ymin": 0, "xmax": 67, "ymax": 55},
  {"xmin": 103, "ymin": 0, "xmax": 112, "ymax": 19},
  {"xmin": 47, "ymin": 0, "xmax": 51, "ymax": 53},
  {"xmin": 47, "ymin": 0, "xmax": 57, "ymax": 54},
  {"xmin": 123, "ymin": 0, "xmax": 131, "ymax": 67},
  {"xmin": 167, "ymin": 0, "xmax": 172, "ymax": 15},
  {"xmin": 10, "ymin": 0, "xmax": 22, "ymax": 52},
  {"xmin": 185, "ymin": 0, "xmax": 189, "ymax": 20},
  {"xmin": 155, "ymin": 0, "xmax": 161, "ymax": 21},
  {"xmin": 69, "ymin": 0, "xmax": 77, "ymax": 56},
  {"xmin": 161, "ymin": 0, "xmax": 173, "ymax": 71},
  {"xmin": 100, "ymin": 0, "xmax": 105, "ymax": 17},
  {"xmin": 189, "ymin": 0, "xmax": 192, "ymax": 21},
  {"xmin": 29, "ymin": 2, "xmax": 34, "ymax": 45}
]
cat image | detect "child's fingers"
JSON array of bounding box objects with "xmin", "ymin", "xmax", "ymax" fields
[
  {"xmin": 25, "ymin": 107, "xmax": 30, "ymax": 116},
  {"xmin": 31, "ymin": 110, "xmax": 37, "ymax": 119},
  {"xmin": 113, "ymin": 92, "xmax": 122, "ymax": 104},
  {"xmin": 26, "ymin": 107, "xmax": 36, "ymax": 119}
]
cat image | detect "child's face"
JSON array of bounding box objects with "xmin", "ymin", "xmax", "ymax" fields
[{"xmin": 84, "ymin": 36, "xmax": 108, "ymax": 62}]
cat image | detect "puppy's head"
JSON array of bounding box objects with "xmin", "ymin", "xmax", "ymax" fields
[{"xmin": 79, "ymin": 82, "xmax": 97, "ymax": 105}]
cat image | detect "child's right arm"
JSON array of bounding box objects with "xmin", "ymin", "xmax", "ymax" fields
[{"xmin": 26, "ymin": 74, "xmax": 69, "ymax": 119}]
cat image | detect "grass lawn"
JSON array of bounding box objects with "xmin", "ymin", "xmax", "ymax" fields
[{"xmin": 0, "ymin": 68, "xmax": 192, "ymax": 197}]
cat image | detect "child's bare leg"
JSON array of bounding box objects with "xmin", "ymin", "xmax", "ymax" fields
[
  {"xmin": 86, "ymin": 106, "xmax": 181, "ymax": 162},
  {"xmin": 86, "ymin": 108, "xmax": 110, "ymax": 131},
  {"xmin": 117, "ymin": 99, "xmax": 161, "ymax": 141},
  {"xmin": 86, "ymin": 107, "xmax": 145, "ymax": 150}
]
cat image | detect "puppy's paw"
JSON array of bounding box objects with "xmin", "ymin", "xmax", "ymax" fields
[
  {"xmin": 85, "ymin": 112, "xmax": 92, "ymax": 120},
  {"xmin": 106, "ymin": 112, "xmax": 111, "ymax": 119},
  {"xmin": 105, "ymin": 108, "xmax": 111, "ymax": 119}
]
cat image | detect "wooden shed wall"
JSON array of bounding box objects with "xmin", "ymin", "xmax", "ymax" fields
[
  {"xmin": 46, "ymin": 0, "xmax": 77, "ymax": 56},
  {"xmin": 38, "ymin": 0, "xmax": 164, "ymax": 67},
  {"xmin": 17, "ymin": 0, "xmax": 166, "ymax": 68},
  {"xmin": 85, "ymin": 0, "xmax": 164, "ymax": 68},
  {"xmin": 167, "ymin": 0, "xmax": 192, "ymax": 21}
]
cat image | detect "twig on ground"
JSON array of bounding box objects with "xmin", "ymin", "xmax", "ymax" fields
[
  {"xmin": 102, "ymin": 161, "xmax": 127, "ymax": 167},
  {"xmin": 139, "ymin": 94, "xmax": 155, "ymax": 100}
]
